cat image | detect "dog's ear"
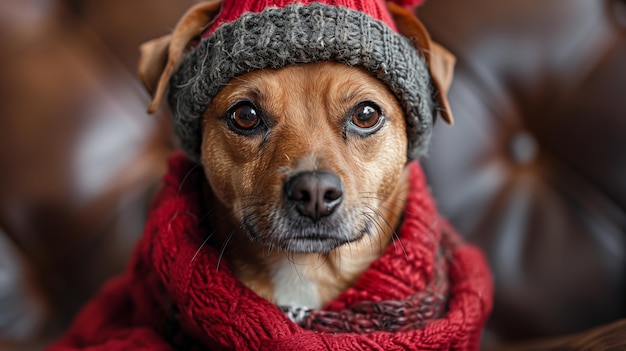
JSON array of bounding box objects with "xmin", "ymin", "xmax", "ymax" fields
[
  {"xmin": 138, "ymin": 0, "xmax": 223, "ymax": 114},
  {"xmin": 388, "ymin": 2, "xmax": 455, "ymax": 124}
]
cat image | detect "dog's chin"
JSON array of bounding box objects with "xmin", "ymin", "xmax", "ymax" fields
[
  {"xmin": 276, "ymin": 233, "xmax": 363, "ymax": 254},
  {"xmin": 243, "ymin": 218, "xmax": 371, "ymax": 254}
]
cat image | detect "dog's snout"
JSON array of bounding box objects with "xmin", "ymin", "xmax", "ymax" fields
[{"xmin": 285, "ymin": 171, "xmax": 343, "ymax": 221}]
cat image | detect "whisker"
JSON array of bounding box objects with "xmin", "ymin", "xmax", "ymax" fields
[
  {"xmin": 364, "ymin": 204, "xmax": 408, "ymax": 261},
  {"xmin": 281, "ymin": 251, "xmax": 310, "ymax": 286},
  {"xmin": 191, "ymin": 230, "xmax": 216, "ymax": 263},
  {"xmin": 362, "ymin": 211, "xmax": 384, "ymax": 254},
  {"xmin": 370, "ymin": 201, "xmax": 405, "ymax": 223},
  {"xmin": 177, "ymin": 163, "xmax": 202, "ymax": 196},
  {"xmin": 197, "ymin": 207, "xmax": 217, "ymax": 226},
  {"xmin": 359, "ymin": 191, "xmax": 409, "ymax": 199},
  {"xmin": 216, "ymin": 228, "xmax": 237, "ymax": 271},
  {"xmin": 358, "ymin": 185, "xmax": 410, "ymax": 199},
  {"xmin": 229, "ymin": 200, "xmax": 267, "ymax": 218},
  {"xmin": 346, "ymin": 238, "xmax": 355, "ymax": 260},
  {"xmin": 293, "ymin": 263, "xmax": 307, "ymax": 286},
  {"xmin": 359, "ymin": 194, "xmax": 408, "ymax": 208},
  {"xmin": 334, "ymin": 248, "xmax": 341, "ymax": 271},
  {"xmin": 167, "ymin": 211, "xmax": 198, "ymax": 233}
]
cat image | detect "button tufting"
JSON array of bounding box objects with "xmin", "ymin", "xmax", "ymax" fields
[
  {"xmin": 509, "ymin": 132, "xmax": 538, "ymax": 165},
  {"xmin": 612, "ymin": 0, "xmax": 626, "ymax": 28}
]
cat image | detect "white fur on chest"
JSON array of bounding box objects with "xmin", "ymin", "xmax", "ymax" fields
[{"xmin": 270, "ymin": 258, "xmax": 321, "ymax": 309}]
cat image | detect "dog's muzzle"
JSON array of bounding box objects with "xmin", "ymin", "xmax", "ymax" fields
[
  {"xmin": 276, "ymin": 171, "xmax": 356, "ymax": 253},
  {"xmin": 242, "ymin": 171, "xmax": 369, "ymax": 253}
]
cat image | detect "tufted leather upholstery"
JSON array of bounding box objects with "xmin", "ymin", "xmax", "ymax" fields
[
  {"xmin": 419, "ymin": 0, "xmax": 626, "ymax": 344},
  {"xmin": 0, "ymin": 0, "xmax": 189, "ymax": 349},
  {"xmin": 0, "ymin": 0, "xmax": 624, "ymax": 350}
]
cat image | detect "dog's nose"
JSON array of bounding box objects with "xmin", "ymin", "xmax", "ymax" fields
[{"xmin": 284, "ymin": 171, "xmax": 343, "ymax": 221}]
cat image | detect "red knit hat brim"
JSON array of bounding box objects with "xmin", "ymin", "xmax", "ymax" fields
[{"xmin": 204, "ymin": 0, "xmax": 400, "ymax": 37}]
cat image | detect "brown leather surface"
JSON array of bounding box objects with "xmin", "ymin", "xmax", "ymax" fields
[
  {"xmin": 0, "ymin": 0, "xmax": 188, "ymax": 348},
  {"xmin": 485, "ymin": 319, "xmax": 626, "ymax": 351},
  {"xmin": 419, "ymin": 0, "xmax": 626, "ymax": 344}
]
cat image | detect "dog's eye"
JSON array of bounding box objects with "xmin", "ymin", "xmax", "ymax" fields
[
  {"xmin": 226, "ymin": 102, "xmax": 263, "ymax": 135},
  {"xmin": 231, "ymin": 104, "xmax": 260, "ymax": 130},
  {"xmin": 349, "ymin": 102, "xmax": 384, "ymax": 134},
  {"xmin": 352, "ymin": 103, "xmax": 380, "ymax": 128}
]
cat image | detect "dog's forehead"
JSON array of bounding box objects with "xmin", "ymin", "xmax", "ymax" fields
[{"xmin": 217, "ymin": 63, "xmax": 396, "ymax": 109}]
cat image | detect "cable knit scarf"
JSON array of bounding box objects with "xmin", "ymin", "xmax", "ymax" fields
[{"xmin": 49, "ymin": 153, "xmax": 492, "ymax": 351}]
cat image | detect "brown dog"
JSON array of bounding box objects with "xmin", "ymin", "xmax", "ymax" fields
[{"xmin": 138, "ymin": 0, "xmax": 455, "ymax": 310}]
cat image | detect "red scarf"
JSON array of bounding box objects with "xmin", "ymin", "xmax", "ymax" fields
[{"xmin": 49, "ymin": 153, "xmax": 492, "ymax": 351}]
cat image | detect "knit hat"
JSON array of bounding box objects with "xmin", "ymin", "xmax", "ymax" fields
[{"xmin": 167, "ymin": 0, "xmax": 438, "ymax": 161}]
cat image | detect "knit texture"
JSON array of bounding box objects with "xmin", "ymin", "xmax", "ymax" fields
[
  {"xmin": 202, "ymin": 0, "xmax": 403, "ymax": 35},
  {"xmin": 169, "ymin": 2, "xmax": 436, "ymax": 161},
  {"xmin": 48, "ymin": 153, "xmax": 493, "ymax": 351}
]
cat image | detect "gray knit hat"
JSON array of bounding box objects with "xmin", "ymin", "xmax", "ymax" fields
[{"xmin": 168, "ymin": 0, "xmax": 437, "ymax": 160}]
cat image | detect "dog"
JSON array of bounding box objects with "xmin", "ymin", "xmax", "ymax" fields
[
  {"xmin": 48, "ymin": 1, "xmax": 495, "ymax": 349},
  {"xmin": 137, "ymin": 0, "xmax": 455, "ymax": 311}
]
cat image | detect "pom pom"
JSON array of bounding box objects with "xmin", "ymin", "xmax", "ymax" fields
[{"xmin": 389, "ymin": 0, "xmax": 425, "ymax": 10}]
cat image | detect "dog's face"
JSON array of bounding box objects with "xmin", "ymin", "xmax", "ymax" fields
[
  {"xmin": 138, "ymin": 0, "xmax": 456, "ymax": 306},
  {"xmin": 201, "ymin": 61, "xmax": 408, "ymax": 253}
]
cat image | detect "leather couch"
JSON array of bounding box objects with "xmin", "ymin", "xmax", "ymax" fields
[
  {"xmin": 418, "ymin": 0, "xmax": 626, "ymax": 346},
  {"xmin": 0, "ymin": 1, "xmax": 184, "ymax": 349},
  {"xmin": 0, "ymin": 0, "xmax": 624, "ymax": 349}
]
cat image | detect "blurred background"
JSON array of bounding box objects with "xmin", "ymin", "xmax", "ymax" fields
[
  {"xmin": 0, "ymin": 0, "xmax": 183, "ymax": 349},
  {"xmin": 0, "ymin": 0, "xmax": 624, "ymax": 350}
]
